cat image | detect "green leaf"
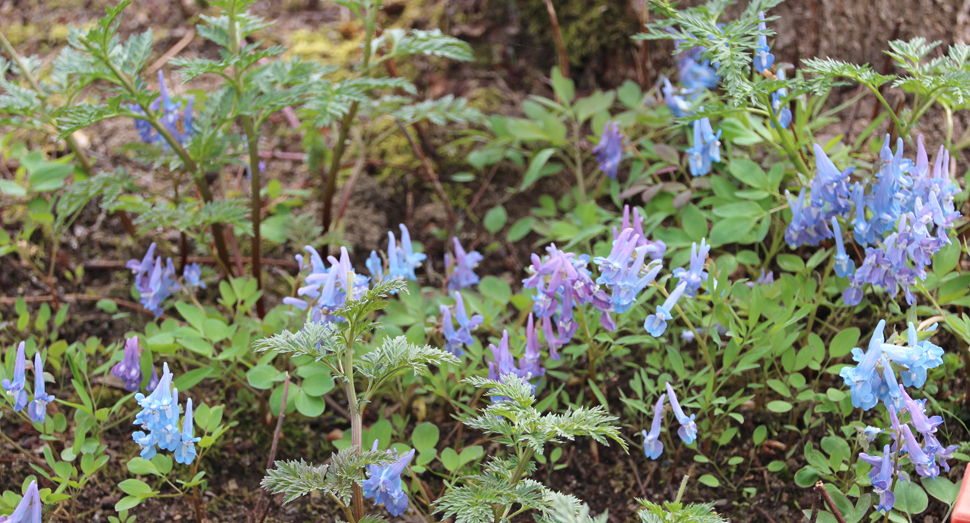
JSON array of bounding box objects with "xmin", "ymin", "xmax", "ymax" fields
[
  {"xmin": 574, "ymin": 91, "xmax": 615, "ymax": 124},
  {"xmin": 829, "ymin": 327, "xmax": 859, "ymax": 358},
  {"xmin": 126, "ymin": 458, "xmax": 158, "ymax": 476},
  {"xmin": 794, "ymin": 466, "xmax": 819, "ymax": 488},
  {"xmin": 173, "ymin": 367, "xmax": 213, "ymax": 391},
  {"xmin": 247, "ymin": 365, "xmax": 284, "ymax": 390},
  {"xmin": 520, "ymin": 148, "xmax": 557, "ymax": 190},
  {"xmin": 920, "ymin": 476, "xmax": 959, "ymax": 505},
  {"xmin": 508, "ymin": 217, "xmax": 535, "ymax": 242},
  {"xmin": 118, "ymin": 479, "xmax": 152, "ymax": 496},
  {"xmin": 893, "ymin": 481, "xmax": 928, "ymax": 515},
  {"xmin": 294, "ymin": 390, "xmax": 327, "ymax": 417},
  {"xmin": 440, "ymin": 447, "xmax": 460, "ymax": 472},
  {"xmin": 479, "ymin": 276, "xmax": 511, "ymax": 305},
  {"xmin": 483, "ymin": 205, "xmax": 508, "ymax": 234},
  {"xmin": 697, "ymin": 474, "xmax": 720, "ymax": 487},
  {"xmin": 728, "ymin": 159, "xmax": 769, "ymax": 190},
  {"xmin": 411, "ymin": 422, "xmax": 440, "ymax": 452},
  {"xmin": 766, "ymin": 401, "xmax": 792, "ymax": 413},
  {"xmin": 550, "ymin": 67, "xmax": 575, "ymax": 104},
  {"xmin": 709, "ymin": 217, "xmax": 757, "ymax": 246},
  {"xmin": 115, "ymin": 496, "xmax": 144, "ymax": 512}
]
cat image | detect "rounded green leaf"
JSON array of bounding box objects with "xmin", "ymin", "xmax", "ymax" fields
[
  {"xmin": 894, "ymin": 481, "xmax": 929, "ymax": 515},
  {"xmin": 483, "ymin": 205, "xmax": 508, "ymax": 234},
  {"xmin": 411, "ymin": 423, "xmax": 440, "ymax": 453},
  {"xmin": 697, "ymin": 474, "xmax": 720, "ymax": 488},
  {"xmin": 767, "ymin": 400, "xmax": 793, "ymax": 413},
  {"xmin": 247, "ymin": 365, "xmax": 283, "ymax": 390}
]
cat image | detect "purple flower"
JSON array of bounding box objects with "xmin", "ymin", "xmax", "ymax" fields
[
  {"xmin": 131, "ymin": 71, "xmax": 194, "ymax": 146},
  {"xmin": 662, "ymin": 78, "xmax": 693, "ymax": 117},
  {"xmin": 593, "ymin": 121, "xmax": 624, "ymax": 179},
  {"xmin": 363, "ymin": 440, "xmax": 415, "ymax": 517},
  {"xmin": 665, "ymin": 382, "xmax": 697, "ymax": 444},
  {"xmin": 2, "ymin": 341, "xmax": 28, "ymax": 412},
  {"xmin": 900, "ymin": 423, "xmax": 940, "ymax": 478},
  {"xmin": 183, "ymin": 263, "xmax": 205, "ymax": 289},
  {"xmin": 127, "ymin": 243, "xmax": 177, "ymax": 316},
  {"xmin": 611, "ymin": 205, "xmax": 666, "ymax": 261},
  {"xmin": 291, "ymin": 246, "xmax": 370, "ymax": 323},
  {"xmin": 445, "ymin": 237, "xmax": 483, "ymax": 292},
  {"xmin": 440, "ymin": 291, "xmax": 483, "ymax": 356},
  {"xmin": 859, "ymin": 444, "xmax": 895, "ymax": 512},
  {"xmin": 112, "ymin": 336, "xmax": 148, "ymax": 392},
  {"xmin": 366, "ymin": 250, "xmax": 384, "ymax": 280},
  {"xmin": 642, "ymin": 393, "xmax": 667, "ymax": 460},
  {"xmin": 594, "ymin": 228, "xmax": 663, "ymax": 314},
  {"xmin": 754, "ymin": 12, "xmax": 775, "ymax": 73},
  {"xmin": 26, "ymin": 354, "xmax": 54, "ymax": 424}
]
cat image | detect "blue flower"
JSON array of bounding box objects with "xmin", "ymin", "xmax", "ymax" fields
[
  {"xmin": 662, "ymin": 78, "xmax": 693, "ymax": 117},
  {"xmin": 754, "ymin": 12, "xmax": 775, "ymax": 73},
  {"xmin": 27, "ymin": 354, "xmax": 54, "ymax": 424},
  {"xmin": 174, "ymin": 397, "xmax": 200, "ymax": 465},
  {"xmin": 687, "ymin": 119, "xmax": 713, "ymax": 176},
  {"xmin": 592, "ymin": 121, "xmax": 624, "ymax": 179},
  {"xmin": 388, "ymin": 225, "xmax": 426, "ymax": 281},
  {"xmin": 665, "ymin": 382, "xmax": 697, "ymax": 444},
  {"xmin": 2, "ymin": 341, "xmax": 28, "ymax": 412},
  {"xmin": 183, "ymin": 263, "xmax": 205, "ymax": 289},
  {"xmin": 127, "ymin": 243, "xmax": 177, "ymax": 316},
  {"xmin": 131, "ymin": 71, "xmax": 195, "ymax": 146},
  {"xmin": 900, "ymin": 423, "xmax": 940, "ymax": 478},
  {"xmin": 862, "ymin": 426, "xmax": 881, "ymax": 442},
  {"xmin": 644, "ymin": 281, "xmax": 687, "ymax": 337},
  {"xmin": 678, "ymin": 47, "xmax": 719, "ymax": 90},
  {"xmin": 611, "ymin": 205, "xmax": 666, "ymax": 261},
  {"xmin": 831, "ymin": 218, "xmax": 855, "ymax": 278},
  {"xmin": 366, "ymin": 250, "xmax": 384, "ymax": 280},
  {"xmin": 859, "ymin": 445, "xmax": 895, "ymax": 512},
  {"xmin": 291, "ymin": 246, "xmax": 370, "ymax": 322},
  {"xmin": 672, "ymin": 238, "xmax": 710, "ymax": 297},
  {"xmin": 445, "ymin": 238, "xmax": 483, "ymax": 292},
  {"xmin": 838, "ymin": 320, "xmax": 887, "ymax": 410},
  {"xmin": 440, "ymin": 291, "xmax": 483, "ymax": 356},
  {"xmin": 363, "ymin": 440, "xmax": 415, "ymax": 517},
  {"xmin": 0, "ymin": 479, "xmax": 43, "ymax": 522},
  {"xmin": 642, "ymin": 393, "xmax": 666, "ymax": 460},
  {"xmin": 594, "ymin": 228, "xmax": 663, "ymax": 314},
  {"xmin": 770, "ymin": 69, "xmax": 791, "ymax": 128},
  {"xmin": 700, "ymin": 118, "xmax": 721, "ymax": 164}
]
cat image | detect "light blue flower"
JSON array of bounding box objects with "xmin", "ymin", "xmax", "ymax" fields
[
  {"xmin": 183, "ymin": 263, "xmax": 205, "ymax": 289},
  {"xmin": 672, "ymin": 239, "xmax": 710, "ymax": 297},
  {"xmin": 754, "ymin": 12, "xmax": 775, "ymax": 73},
  {"xmin": 0, "ymin": 480, "xmax": 43, "ymax": 522},
  {"xmin": 687, "ymin": 119, "xmax": 713, "ymax": 176},
  {"xmin": 388, "ymin": 225, "xmax": 426, "ymax": 281},
  {"xmin": 771, "ymin": 69, "xmax": 791, "ymax": 128},
  {"xmin": 644, "ymin": 281, "xmax": 687, "ymax": 337},
  {"xmin": 366, "ymin": 250, "xmax": 384, "ymax": 280},
  {"xmin": 363, "ymin": 440, "xmax": 415, "ymax": 517},
  {"xmin": 2, "ymin": 341, "xmax": 28, "ymax": 412},
  {"xmin": 838, "ymin": 320, "xmax": 887, "ymax": 410},
  {"xmin": 26, "ymin": 354, "xmax": 54, "ymax": 424},
  {"xmin": 665, "ymin": 382, "xmax": 697, "ymax": 444},
  {"xmin": 831, "ymin": 218, "xmax": 855, "ymax": 278},
  {"xmin": 174, "ymin": 398, "xmax": 200, "ymax": 465},
  {"xmin": 662, "ymin": 78, "xmax": 692, "ymax": 117},
  {"xmin": 642, "ymin": 393, "xmax": 667, "ymax": 460},
  {"xmin": 862, "ymin": 426, "xmax": 881, "ymax": 442}
]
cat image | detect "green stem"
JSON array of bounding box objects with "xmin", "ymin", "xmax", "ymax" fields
[
  {"xmin": 494, "ymin": 447, "xmax": 534, "ymax": 523},
  {"xmin": 863, "ymin": 82, "xmax": 907, "ymax": 140},
  {"xmin": 572, "ymin": 122, "xmax": 587, "ymax": 202},
  {"xmin": 342, "ymin": 336, "xmax": 364, "ymax": 521},
  {"xmin": 765, "ymin": 96, "xmax": 810, "ymax": 175}
]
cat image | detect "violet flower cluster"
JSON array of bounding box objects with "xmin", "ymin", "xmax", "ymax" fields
[
  {"xmin": 487, "ymin": 317, "xmax": 546, "ymax": 390},
  {"xmin": 363, "ymin": 440, "xmax": 415, "ymax": 517},
  {"xmin": 823, "ymin": 317, "xmax": 952, "ymax": 513},
  {"xmin": 786, "ymin": 136, "xmax": 960, "ymax": 305},
  {"xmin": 662, "ymin": 44, "xmax": 719, "ymax": 117},
  {"xmin": 127, "ymin": 242, "xmax": 178, "ymax": 317},
  {"xmin": 111, "ymin": 336, "xmax": 159, "ymax": 392},
  {"xmin": 686, "ymin": 117, "xmax": 721, "ymax": 176},
  {"xmin": 387, "ymin": 224, "xmax": 426, "ymax": 281},
  {"xmin": 840, "ymin": 320, "xmax": 953, "ymax": 511},
  {"xmin": 132, "ymin": 362, "xmax": 201, "ymax": 465},
  {"xmin": 0, "ymin": 480, "xmax": 42, "ymax": 522},
  {"xmin": 593, "ymin": 121, "xmax": 624, "ymax": 179},
  {"xmin": 284, "ymin": 246, "xmax": 370, "ymax": 323},
  {"xmin": 439, "ymin": 292, "xmax": 483, "ymax": 357},
  {"xmin": 132, "ymin": 71, "xmax": 194, "ymax": 146},
  {"xmin": 642, "ymin": 383, "xmax": 698, "ymax": 460},
  {"xmin": 2, "ymin": 342, "xmax": 54, "ymax": 423},
  {"xmin": 444, "ymin": 237, "xmax": 483, "ymax": 292},
  {"xmin": 644, "ymin": 238, "xmax": 710, "ymax": 337}
]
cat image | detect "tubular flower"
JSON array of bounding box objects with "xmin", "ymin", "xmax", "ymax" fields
[
  {"xmin": 363, "ymin": 440, "xmax": 415, "ymax": 517},
  {"xmin": 174, "ymin": 397, "xmax": 200, "ymax": 465},
  {"xmin": 771, "ymin": 69, "xmax": 791, "ymax": 128},
  {"xmin": 611, "ymin": 205, "xmax": 666, "ymax": 260},
  {"xmin": 665, "ymin": 382, "xmax": 697, "ymax": 445},
  {"xmin": 127, "ymin": 243, "xmax": 177, "ymax": 316},
  {"xmin": 642, "ymin": 393, "xmax": 667, "ymax": 460},
  {"xmin": 687, "ymin": 118, "xmax": 714, "ymax": 176},
  {"xmin": 131, "ymin": 71, "xmax": 194, "ymax": 146},
  {"xmin": 593, "ymin": 121, "xmax": 624, "ymax": 179},
  {"xmin": 112, "ymin": 336, "xmax": 147, "ymax": 392},
  {"xmin": 644, "ymin": 281, "xmax": 687, "ymax": 337},
  {"xmin": 753, "ymin": 11, "xmax": 775, "ymax": 73},
  {"xmin": 289, "ymin": 246, "xmax": 370, "ymax": 323},
  {"xmin": 132, "ymin": 363, "xmax": 204, "ymax": 464},
  {"xmin": 27, "ymin": 354, "xmax": 54, "ymax": 424},
  {"xmin": 672, "ymin": 239, "xmax": 710, "ymax": 297},
  {"xmin": 0, "ymin": 480, "xmax": 43, "ymax": 523},
  {"xmin": 183, "ymin": 263, "xmax": 205, "ymax": 289},
  {"xmin": 366, "ymin": 250, "xmax": 384, "ymax": 280},
  {"xmin": 439, "ymin": 292, "xmax": 483, "ymax": 357},
  {"xmin": 445, "ymin": 237, "xmax": 483, "ymax": 292},
  {"xmin": 594, "ymin": 228, "xmax": 663, "ymax": 314},
  {"xmin": 388, "ymin": 224, "xmax": 426, "ymax": 281},
  {"xmin": 2, "ymin": 341, "xmax": 28, "ymax": 412},
  {"xmin": 831, "ymin": 217, "xmax": 855, "ymax": 278},
  {"xmin": 678, "ymin": 47, "xmax": 719, "ymax": 91},
  {"xmin": 662, "ymin": 78, "xmax": 693, "ymax": 118},
  {"xmin": 858, "ymin": 445, "xmax": 895, "ymax": 512}
]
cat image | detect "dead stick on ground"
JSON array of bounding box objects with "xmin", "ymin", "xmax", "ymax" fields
[
  {"xmin": 542, "ymin": 0, "xmax": 569, "ymax": 78},
  {"xmin": 254, "ymin": 373, "xmax": 290, "ymax": 523},
  {"xmin": 814, "ymin": 481, "xmax": 847, "ymax": 523},
  {"xmin": 627, "ymin": 456, "xmax": 647, "ymax": 498},
  {"xmin": 753, "ymin": 505, "xmax": 779, "ymax": 523},
  {"xmin": 146, "ymin": 28, "xmax": 196, "ymax": 76},
  {"xmin": 394, "ymin": 119, "xmax": 457, "ymax": 229}
]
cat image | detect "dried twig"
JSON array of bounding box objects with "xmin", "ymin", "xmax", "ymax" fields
[
  {"xmin": 814, "ymin": 481, "xmax": 847, "ymax": 523},
  {"xmin": 146, "ymin": 28, "xmax": 197, "ymax": 76},
  {"xmin": 253, "ymin": 373, "xmax": 291, "ymax": 523},
  {"xmin": 542, "ymin": 0, "xmax": 570, "ymax": 78}
]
